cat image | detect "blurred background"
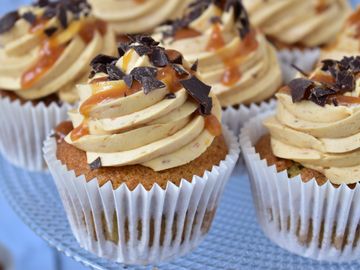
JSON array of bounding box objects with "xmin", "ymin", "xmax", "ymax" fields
[{"xmin": 0, "ymin": 0, "xmax": 359, "ymax": 269}]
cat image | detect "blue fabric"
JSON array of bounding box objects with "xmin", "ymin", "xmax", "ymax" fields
[{"xmin": 0, "ymin": 1, "xmax": 359, "ymax": 270}]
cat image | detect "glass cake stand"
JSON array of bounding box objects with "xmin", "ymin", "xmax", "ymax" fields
[{"xmin": 0, "ymin": 156, "xmax": 359, "ymax": 270}]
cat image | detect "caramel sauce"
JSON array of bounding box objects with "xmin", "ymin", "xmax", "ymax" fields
[
  {"xmin": 122, "ymin": 50, "xmax": 134, "ymax": 72},
  {"xmin": 54, "ymin": 121, "xmax": 73, "ymax": 143},
  {"xmin": 315, "ymin": 0, "xmax": 329, "ymax": 13},
  {"xmin": 157, "ymin": 65, "xmax": 186, "ymax": 92},
  {"xmin": 21, "ymin": 41, "xmax": 65, "ymax": 89},
  {"xmin": 348, "ymin": 7, "xmax": 360, "ymax": 25},
  {"xmin": 310, "ymin": 73, "xmax": 335, "ymax": 84},
  {"xmin": 205, "ymin": 115, "xmax": 222, "ymax": 136},
  {"xmin": 80, "ymin": 81, "xmax": 142, "ymax": 116},
  {"xmin": 133, "ymin": 0, "xmax": 145, "ymax": 3},
  {"xmin": 70, "ymin": 120, "xmax": 89, "ymax": 141},
  {"xmin": 79, "ymin": 20, "xmax": 107, "ymax": 43},
  {"xmin": 206, "ymin": 23, "xmax": 225, "ymax": 51},
  {"xmin": 116, "ymin": 34, "xmax": 131, "ymax": 44},
  {"xmin": 220, "ymin": 30, "xmax": 259, "ymax": 86},
  {"xmin": 174, "ymin": 28, "xmax": 201, "ymax": 41},
  {"xmin": 332, "ymin": 95, "xmax": 360, "ymax": 105}
]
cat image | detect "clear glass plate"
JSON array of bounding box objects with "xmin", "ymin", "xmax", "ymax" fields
[{"xmin": 0, "ymin": 157, "xmax": 359, "ymax": 270}]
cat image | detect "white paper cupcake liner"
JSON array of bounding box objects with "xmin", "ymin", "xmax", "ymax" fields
[
  {"xmin": 239, "ymin": 111, "xmax": 360, "ymax": 262},
  {"xmin": 43, "ymin": 126, "xmax": 240, "ymax": 265},
  {"xmin": 277, "ymin": 48, "xmax": 320, "ymax": 84},
  {"xmin": 222, "ymin": 99, "xmax": 277, "ymax": 135},
  {"xmin": 0, "ymin": 97, "xmax": 72, "ymax": 171}
]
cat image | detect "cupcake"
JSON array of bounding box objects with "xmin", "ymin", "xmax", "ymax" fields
[
  {"xmin": 243, "ymin": 0, "xmax": 351, "ymax": 82},
  {"xmin": 0, "ymin": 0, "xmax": 117, "ymax": 170},
  {"xmin": 322, "ymin": 6, "xmax": 360, "ymax": 60},
  {"xmin": 240, "ymin": 56, "xmax": 360, "ymax": 261},
  {"xmin": 43, "ymin": 35, "xmax": 240, "ymax": 264},
  {"xmin": 153, "ymin": 0, "xmax": 282, "ymax": 134},
  {"xmin": 87, "ymin": 0, "xmax": 192, "ymax": 36}
]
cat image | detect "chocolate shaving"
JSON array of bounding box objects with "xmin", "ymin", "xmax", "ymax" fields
[
  {"xmin": 180, "ymin": 76, "xmax": 212, "ymax": 115},
  {"xmin": 289, "ymin": 56, "xmax": 360, "ymax": 106},
  {"xmin": 172, "ymin": 64, "xmax": 188, "ymax": 76},
  {"xmin": 288, "ymin": 78, "xmax": 314, "ymax": 103},
  {"xmin": 22, "ymin": 12, "xmax": 36, "ymax": 25},
  {"xmin": 165, "ymin": 93, "xmax": 176, "ymax": 99},
  {"xmin": 123, "ymin": 74, "xmax": 133, "ymax": 88},
  {"xmin": 89, "ymin": 157, "xmax": 102, "ymax": 170},
  {"xmin": 163, "ymin": 0, "xmax": 250, "ymax": 40},
  {"xmin": 106, "ymin": 64, "xmax": 125, "ymax": 81},
  {"xmin": 131, "ymin": 67, "xmax": 165, "ymax": 94},
  {"xmin": 57, "ymin": 5, "xmax": 68, "ymax": 28},
  {"xmin": 291, "ymin": 64, "xmax": 309, "ymax": 77},
  {"xmin": 42, "ymin": 7, "xmax": 57, "ymax": 19},
  {"xmin": 131, "ymin": 45, "xmax": 153, "ymax": 56},
  {"xmin": 90, "ymin": 54, "xmax": 118, "ymax": 66},
  {"xmin": 150, "ymin": 47, "xmax": 169, "ymax": 67},
  {"xmin": 191, "ymin": 60, "xmax": 199, "ymax": 72},
  {"xmin": 0, "ymin": 11, "xmax": 19, "ymax": 34},
  {"xmin": 44, "ymin": 26, "xmax": 58, "ymax": 37}
]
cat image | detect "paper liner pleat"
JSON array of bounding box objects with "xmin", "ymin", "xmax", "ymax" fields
[
  {"xmin": 0, "ymin": 97, "xmax": 72, "ymax": 171},
  {"xmin": 277, "ymin": 48, "xmax": 320, "ymax": 84},
  {"xmin": 222, "ymin": 99, "xmax": 277, "ymax": 135},
  {"xmin": 240, "ymin": 111, "xmax": 360, "ymax": 262},
  {"xmin": 43, "ymin": 126, "xmax": 240, "ymax": 265}
]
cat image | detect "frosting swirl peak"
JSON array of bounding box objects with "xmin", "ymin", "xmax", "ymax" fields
[
  {"xmin": 265, "ymin": 56, "xmax": 360, "ymax": 185},
  {"xmin": 154, "ymin": 0, "xmax": 282, "ymax": 107},
  {"xmin": 0, "ymin": 0, "xmax": 116, "ymax": 103},
  {"xmin": 65, "ymin": 35, "xmax": 222, "ymax": 171}
]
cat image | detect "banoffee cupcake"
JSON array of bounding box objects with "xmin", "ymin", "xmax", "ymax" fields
[
  {"xmin": 322, "ymin": 6, "xmax": 360, "ymax": 60},
  {"xmin": 87, "ymin": 0, "xmax": 192, "ymax": 36},
  {"xmin": 0, "ymin": 0, "xmax": 116, "ymax": 170},
  {"xmin": 153, "ymin": 0, "xmax": 282, "ymax": 134},
  {"xmin": 44, "ymin": 35, "xmax": 240, "ymax": 264},
  {"xmin": 240, "ymin": 56, "xmax": 360, "ymax": 261},
  {"xmin": 243, "ymin": 0, "xmax": 351, "ymax": 82}
]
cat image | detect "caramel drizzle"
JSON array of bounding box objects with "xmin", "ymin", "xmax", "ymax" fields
[
  {"xmin": 70, "ymin": 119, "xmax": 89, "ymax": 141},
  {"xmin": 205, "ymin": 115, "xmax": 222, "ymax": 136},
  {"xmin": 173, "ymin": 28, "xmax": 202, "ymax": 41},
  {"xmin": 21, "ymin": 19, "xmax": 107, "ymax": 89},
  {"xmin": 206, "ymin": 24, "xmax": 258, "ymax": 87}
]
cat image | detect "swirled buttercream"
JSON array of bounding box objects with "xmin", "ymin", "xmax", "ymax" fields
[
  {"xmin": 322, "ymin": 6, "xmax": 360, "ymax": 60},
  {"xmin": 0, "ymin": 0, "xmax": 116, "ymax": 103},
  {"xmin": 243, "ymin": 0, "xmax": 351, "ymax": 47},
  {"xmin": 265, "ymin": 56, "xmax": 360, "ymax": 185},
  {"xmin": 88, "ymin": 0, "xmax": 192, "ymax": 34},
  {"xmin": 154, "ymin": 0, "xmax": 282, "ymax": 107},
  {"xmin": 65, "ymin": 36, "xmax": 223, "ymax": 171}
]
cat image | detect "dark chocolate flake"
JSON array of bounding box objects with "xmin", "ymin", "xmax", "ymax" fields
[
  {"xmin": 142, "ymin": 77, "xmax": 166, "ymax": 94},
  {"xmin": 90, "ymin": 54, "xmax": 118, "ymax": 66},
  {"xmin": 0, "ymin": 11, "xmax": 19, "ymax": 34},
  {"xmin": 321, "ymin": 59, "xmax": 336, "ymax": 72},
  {"xmin": 106, "ymin": 64, "xmax": 125, "ymax": 81},
  {"xmin": 180, "ymin": 76, "xmax": 212, "ymax": 115},
  {"xmin": 57, "ymin": 5, "xmax": 68, "ymax": 28},
  {"xmin": 22, "ymin": 11, "xmax": 36, "ymax": 25},
  {"xmin": 44, "ymin": 26, "xmax": 58, "ymax": 37},
  {"xmin": 335, "ymin": 70, "xmax": 355, "ymax": 92},
  {"xmin": 131, "ymin": 45, "xmax": 152, "ymax": 56},
  {"xmin": 288, "ymin": 78, "xmax": 314, "ymax": 103},
  {"xmin": 172, "ymin": 64, "xmax": 188, "ymax": 76},
  {"xmin": 309, "ymin": 86, "xmax": 336, "ymax": 107},
  {"xmin": 42, "ymin": 7, "xmax": 56, "ymax": 20},
  {"xmin": 123, "ymin": 74, "xmax": 134, "ymax": 88},
  {"xmin": 89, "ymin": 157, "xmax": 102, "ymax": 170},
  {"xmin": 191, "ymin": 60, "xmax": 199, "ymax": 72},
  {"xmin": 165, "ymin": 93, "xmax": 176, "ymax": 99},
  {"xmin": 150, "ymin": 47, "xmax": 169, "ymax": 67}
]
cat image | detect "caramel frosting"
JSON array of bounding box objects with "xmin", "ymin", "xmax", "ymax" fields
[
  {"xmin": 265, "ymin": 56, "xmax": 360, "ymax": 185},
  {"xmin": 87, "ymin": 0, "xmax": 192, "ymax": 34},
  {"xmin": 322, "ymin": 7, "xmax": 360, "ymax": 60},
  {"xmin": 243, "ymin": 0, "xmax": 351, "ymax": 47},
  {"xmin": 64, "ymin": 36, "xmax": 223, "ymax": 171},
  {"xmin": 154, "ymin": 0, "xmax": 282, "ymax": 107},
  {"xmin": 0, "ymin": 0, "xmax": 116, "ymax": 103}
]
